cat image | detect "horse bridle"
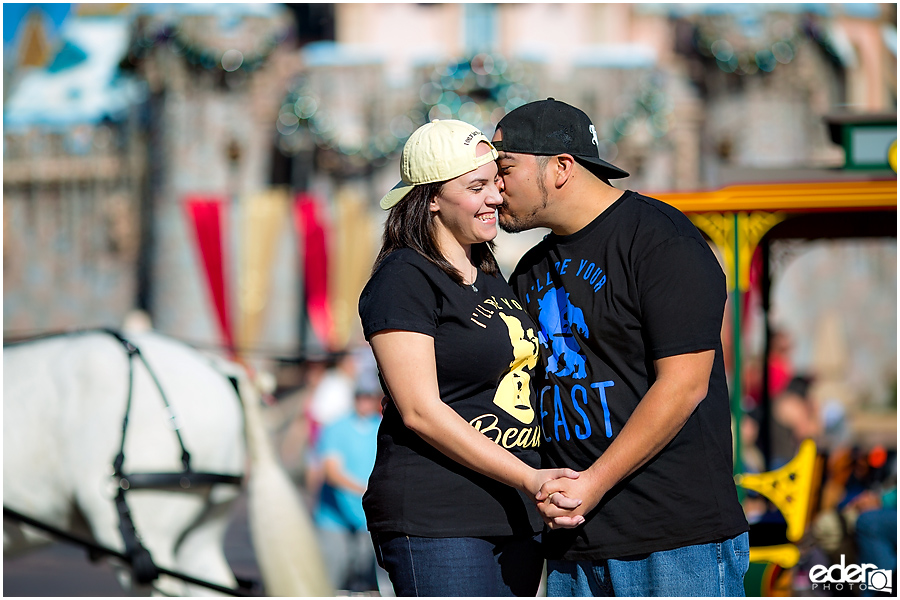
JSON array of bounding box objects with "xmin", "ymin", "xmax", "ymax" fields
[
  {"xmin": 4, "ymin": 328, "xmax": 252, "ymax": 594},
  {"xmin": 104, "ymin": 328, "xmax": 246, "ymax": 586}
]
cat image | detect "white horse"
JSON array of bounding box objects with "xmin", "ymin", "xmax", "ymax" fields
[{"xmin": 3, "ymin": 329, "xmax": 333, "ymax": 596}]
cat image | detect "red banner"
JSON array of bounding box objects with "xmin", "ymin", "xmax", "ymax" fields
[
  {"xmin": 185, "ymin": 196, "xmax": 236, "ymax": 355},
  {"xmin": 294, "ymin": 193, "xmax": 334, "ymax": 351}
]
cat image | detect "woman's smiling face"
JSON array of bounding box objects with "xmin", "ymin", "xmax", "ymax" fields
[{"xmin": 430, "ymin": 141, "xmax": 503, "ymax": 248}]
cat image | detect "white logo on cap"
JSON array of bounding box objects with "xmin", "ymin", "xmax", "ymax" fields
[{"xmin": 589, "ymin": 125, "xmax": 599, "ymax": 147}]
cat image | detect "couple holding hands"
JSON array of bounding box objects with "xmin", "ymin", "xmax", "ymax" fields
[{"xmin": 358, "ymin": 99, "xmax": 750, "ymax": 597}]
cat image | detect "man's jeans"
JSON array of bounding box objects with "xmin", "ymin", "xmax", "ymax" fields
[
  {"xmin": 547, "ymin": 532, "xmax": 750, "ymax": 597},
  {"xmin": 371, "ymin": 532, "xmax": 543, "ymax": 596}
]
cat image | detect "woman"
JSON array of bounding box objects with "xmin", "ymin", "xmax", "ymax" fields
[{"xmin": 358, "ymin": 119, "xmax": 581, "ymax": 597}]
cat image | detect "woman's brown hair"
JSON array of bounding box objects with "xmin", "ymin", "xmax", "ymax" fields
[{"xmin": 372, "ymin": 181, "xmax": 500, "ymax": 285}]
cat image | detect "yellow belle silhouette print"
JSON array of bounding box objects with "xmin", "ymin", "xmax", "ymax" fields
[{"xmin": 493, "ymin": 312, "xmax": 539, "ymax": 424}]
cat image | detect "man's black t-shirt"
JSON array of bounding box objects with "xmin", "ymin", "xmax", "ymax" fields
[
  {"xmin": 358, "ymin": 248, "xmax": 544, "ymax": 537},
  {"xmin": 508, "ymin": 191, "xmax": 748, "ymax": 560}
]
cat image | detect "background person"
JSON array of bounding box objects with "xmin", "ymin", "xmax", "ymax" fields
[
  {"xmin": 358, "ymin": 119, "xmax": 580, "ymax": 597},
  {"xmin": 313, "ymin": 379, "xmax": 382, "ymax": 593},
  {"xmin": 491, "ymin": 98, "xmax": 750, "ymax": 596}
]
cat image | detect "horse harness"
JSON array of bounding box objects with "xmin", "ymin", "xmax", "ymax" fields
[{"xmin": 3, "ymin": 329, "xmax": 255, "ymax": 596}]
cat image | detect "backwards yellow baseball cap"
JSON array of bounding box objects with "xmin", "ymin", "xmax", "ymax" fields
[{"xmin": 379, "ymin": 119, "xmax": 499, "ymax": 210}]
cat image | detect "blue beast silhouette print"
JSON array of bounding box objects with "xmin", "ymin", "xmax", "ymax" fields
[{"xmin": 536, "ymin": 287, "xmax": 589, "ymax": 379}]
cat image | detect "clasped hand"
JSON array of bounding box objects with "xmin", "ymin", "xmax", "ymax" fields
[{"xmin": 530, "ymin": 469, "xmax": 602, "ymax": 530}]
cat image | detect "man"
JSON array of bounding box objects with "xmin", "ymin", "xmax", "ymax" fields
[
  {"xmin": 314, "ymin": 380, "xmax": 382, "ymax": 593},
  {"xmin": 492, "ymin": 98, "xmax": 749, "ymax": 596}
]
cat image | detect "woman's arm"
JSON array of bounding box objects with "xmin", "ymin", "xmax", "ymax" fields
[{"xmin": 370, "ymin": 329, "xmax": 579, "ymax": 498}]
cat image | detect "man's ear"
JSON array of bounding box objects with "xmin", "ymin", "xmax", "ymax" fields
[
  {"xmin": 429, "ymin": 194, "xmax": 440, "ymax": 213},
  {"xmin": 554, "ymin": 154, "xmax": 577, "ymax": 188}
]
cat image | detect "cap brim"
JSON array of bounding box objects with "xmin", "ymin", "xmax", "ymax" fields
[
  {"xmin": 379, "ymin": 181, "xmax": 415, "ymax": 210},
  {"xmin": 493, "ymin": 141, "xmax": 628, "ymax": 180},
  {"xmin": 574, "ymin": 156, "xmax": 630, "ymax": 180}
]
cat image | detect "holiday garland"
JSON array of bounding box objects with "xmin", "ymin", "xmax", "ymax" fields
[
  {"xmin": 686, "ymin": 13, "xmax": 845, "ymax": 77},
  {"xmin": 121, "ymin": 16, "xmax": 288, "ymax": 81},
  {"xmin": 414, "ymin": 53, "xmax": 539, "ymax": 134},
  {"xmin": 275, "ymin": 53, "xmax": 539, "ymax": 167},
  {"xmin": 275, "ymin": 51, "xmax": 680, "ymax": 171}
]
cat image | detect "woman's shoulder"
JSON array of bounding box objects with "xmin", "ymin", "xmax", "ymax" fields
[
  {"xmin": 371, "ymin": 248, "xmax": 438, "ymax": 281},
  {"xmin": 364, "ymin": 249, "xmax": 455, "ymax": 301},
  {"xmin": 359, "ymin": 248, "xmax": 443, "ymax": 336},
  {"xmin": 378, "ymin": 247, "xmax": 425, "ymax": 268}
]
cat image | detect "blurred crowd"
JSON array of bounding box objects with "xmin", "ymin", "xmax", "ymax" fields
[{"xmin": 264, "ymin": 345, "xmax": 389, "ymax": 596}]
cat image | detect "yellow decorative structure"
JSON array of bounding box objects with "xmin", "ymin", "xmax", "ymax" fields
[
  {"xmin": 656, "ymin": 179, "xmax": 896, "ymax": 294},
  {"xmin": 654, "ymin": 179, "xmax": 897, "ymax": 213},
  {"xmin": 687, "ymin": 212, "xmax": 734, "ymax": 285},
  {"xmin": 736, "ymin": 439, "xmax": 817, "ymax": 542},
  {"xmin": 689, "ymin": 211, "xmax": 786, "ymax": 292},
  {"xmin": 735, "ymin": 439, "xmax": 818, "ymax": 568}
]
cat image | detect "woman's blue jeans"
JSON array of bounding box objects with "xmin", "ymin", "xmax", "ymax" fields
[
  {"xmin": 546, "ymin": 532, "xmax": 750, "ymax": 597},
  {"xmin": 371, "ymin": 531, "xmax": 543, "ymax": 596}
]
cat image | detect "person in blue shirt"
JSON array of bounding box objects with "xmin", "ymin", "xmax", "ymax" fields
[{"xmin": 314, "ymin": 379, "xmax": 382, "ymax": 593}]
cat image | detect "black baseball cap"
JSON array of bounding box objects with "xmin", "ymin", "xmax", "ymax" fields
[{"xmin": 493, "ymin": 98, "xmax": 629, "ymax": 180}]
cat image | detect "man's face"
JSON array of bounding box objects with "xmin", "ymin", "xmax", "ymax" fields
[{"xmin": 492, "ymin": 128, "xmax": 550, "ymax": 233}]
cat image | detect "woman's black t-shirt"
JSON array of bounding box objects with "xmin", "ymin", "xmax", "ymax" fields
[{"xmin": 358, "ymin": 248, "xmax": 544, "ymax": 537}]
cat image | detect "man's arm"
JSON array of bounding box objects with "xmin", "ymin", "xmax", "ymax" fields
[{"xmin": 535, "ymin": 349, "xmax": 715, "ymax": 528}]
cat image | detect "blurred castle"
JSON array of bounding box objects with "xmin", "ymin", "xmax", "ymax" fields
[{"xmin": 3, "ymin": 4, "xmax": 897, "ymax": 425}]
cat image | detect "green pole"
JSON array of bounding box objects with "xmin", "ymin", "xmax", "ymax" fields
[{"xmin": 732, "ymin": 213, "xmax": 744, "ymax": 480}]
